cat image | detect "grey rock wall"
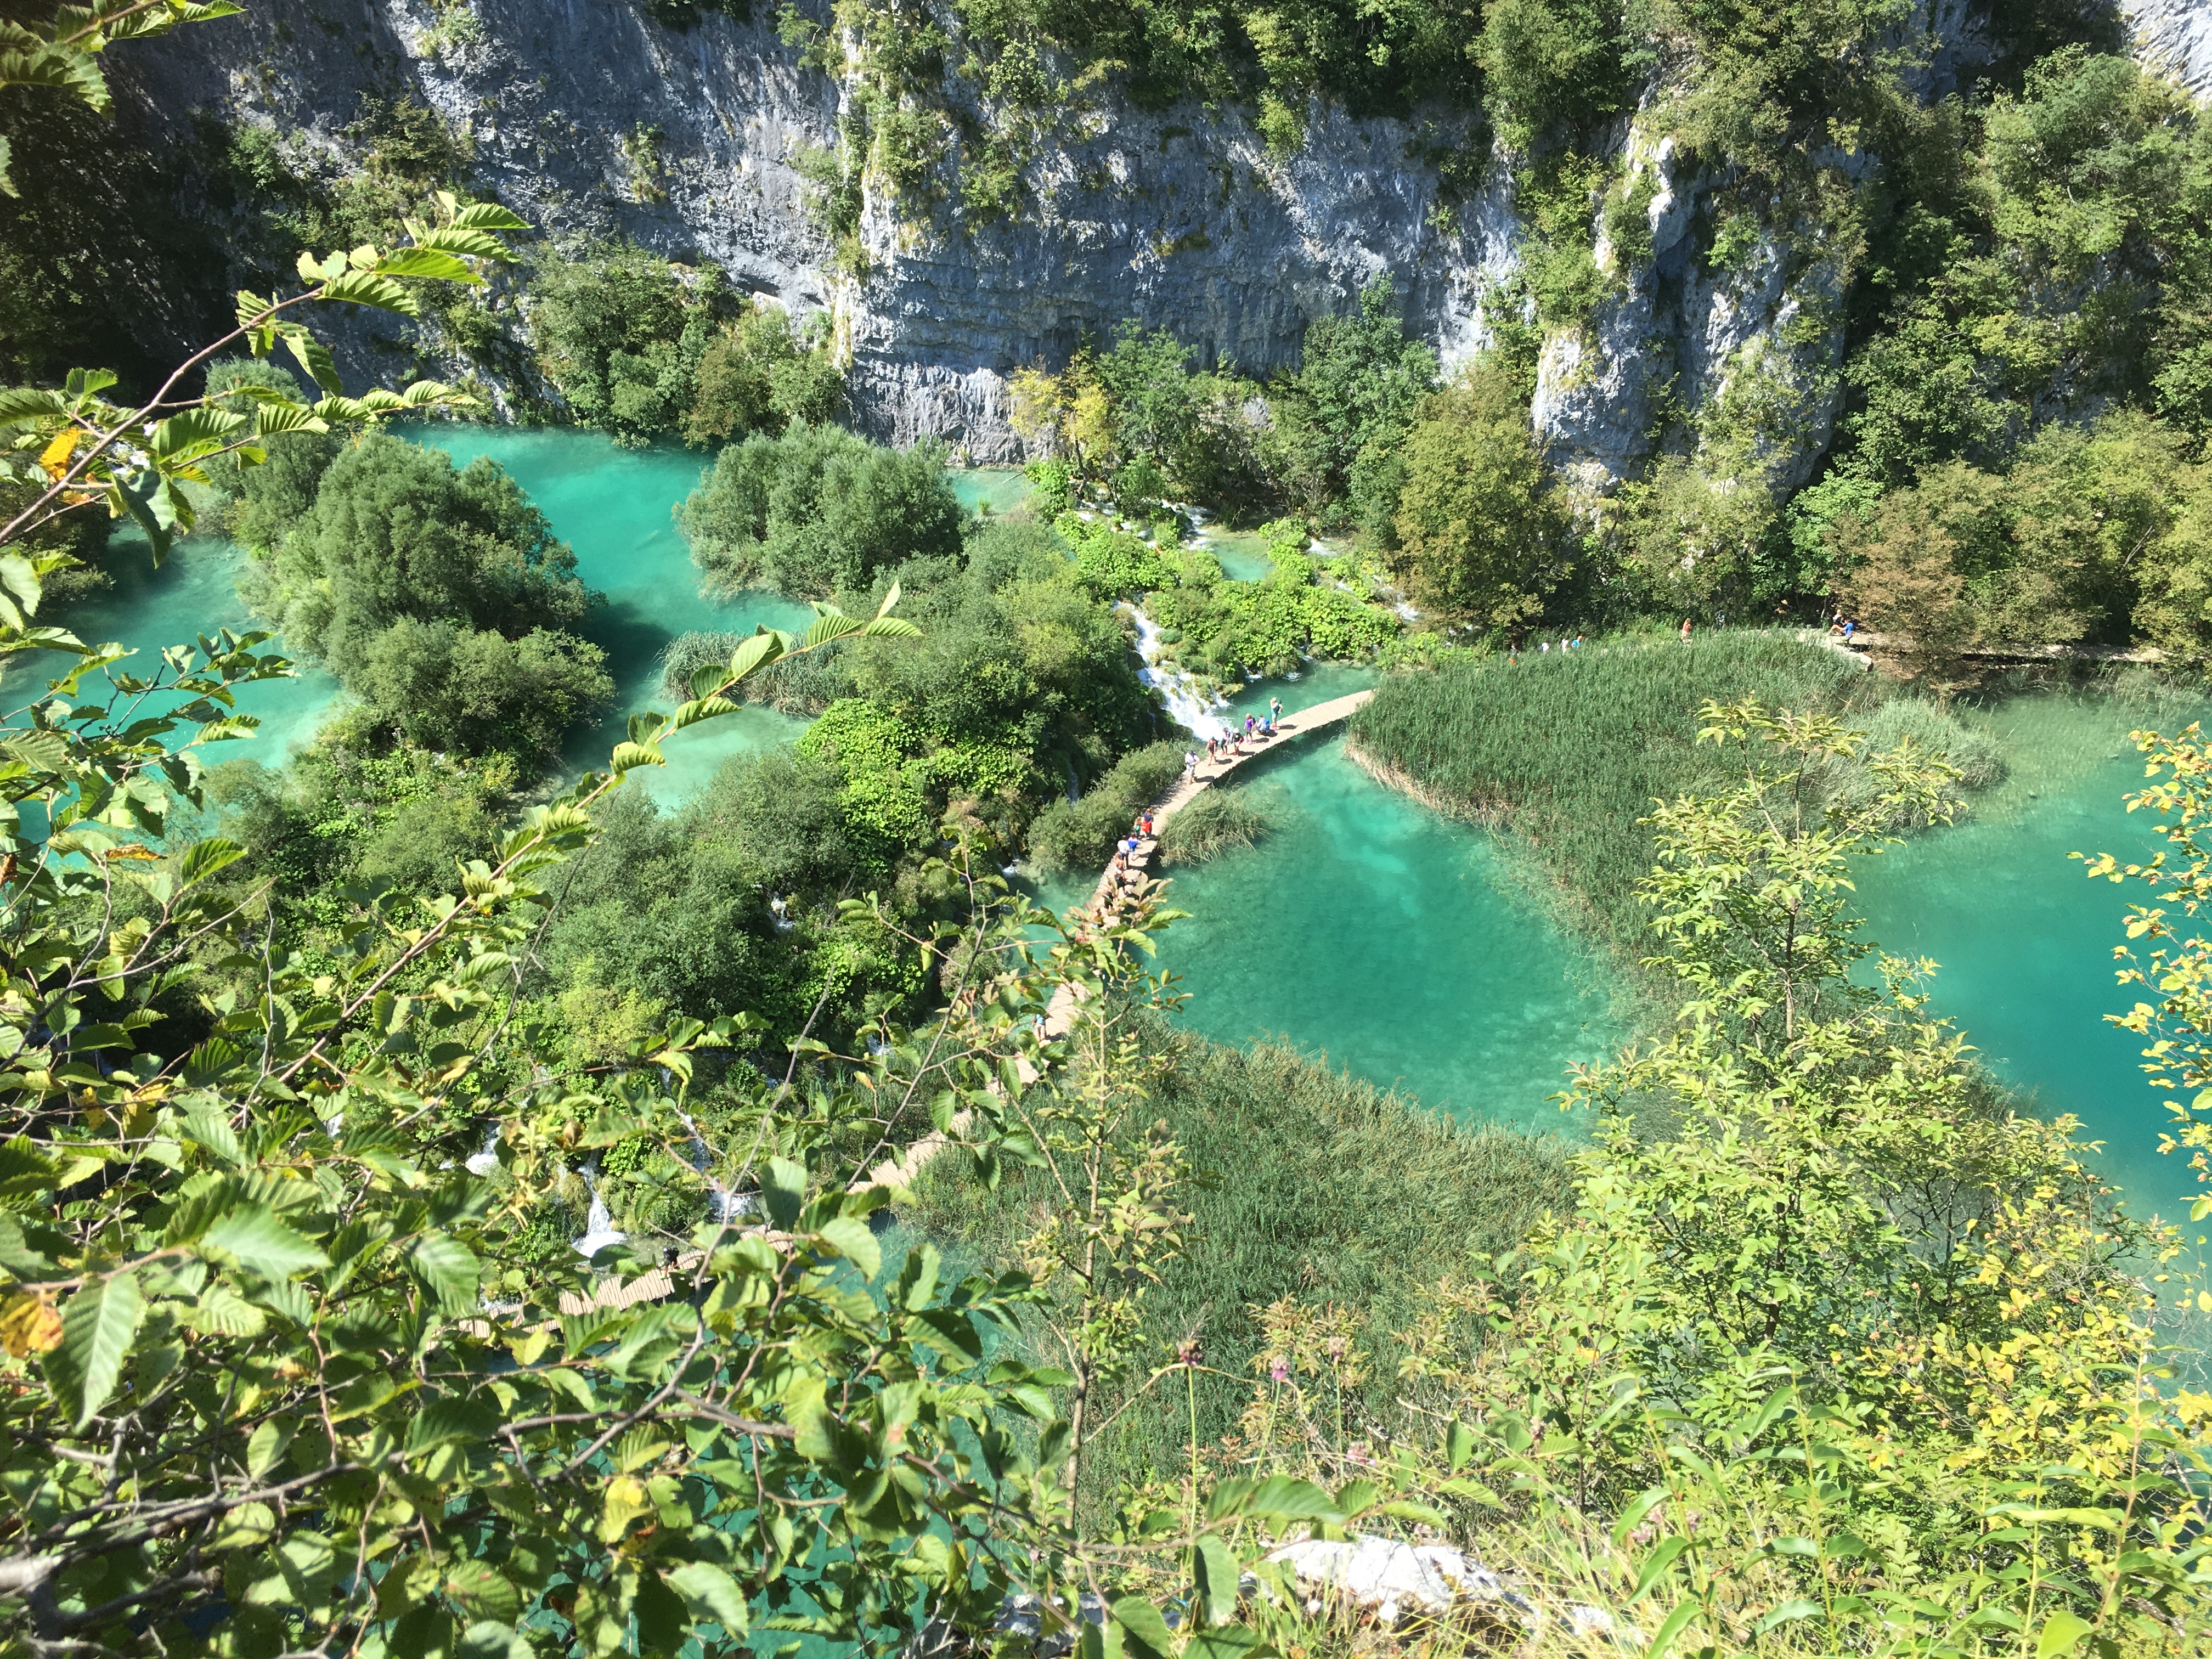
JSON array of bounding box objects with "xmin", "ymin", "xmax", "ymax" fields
[
  {"xmin": 112, "ymin": 0, "xmax": 2212, "ymax": 481},
  {"xmin": 2121, "ymin": 0, "xmax": 2212, "ymax": 94}
]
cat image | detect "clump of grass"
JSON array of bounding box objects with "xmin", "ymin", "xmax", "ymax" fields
[
  {"xmin": 906, "ymin": 1016, "xmax": 1577, "ymax": 1511},
  {"xmin": 1158, "ymin": 787, "xmax": 1271, "ymax": 864},
  {"xmin": 1810, "ymin": 698, "xmax": 2006, "ymax": 827},
  {"xmin": 1026, "ymin": 742, "xmax": 1188, "ymax": 874},
  {"xmin": 1348, "ymin": 631, "xmax": 1878, "ymax": 947},
  {"xmin": 658, "ymin": 629, "xmax": 848, "ymax": 713}
]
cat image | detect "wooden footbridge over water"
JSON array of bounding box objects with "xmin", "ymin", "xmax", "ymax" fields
[
  {"xmin": 566, "ymin": 686, "xmax": 1377, "ymax": 1311},
  {"xmin": 1071, "ymin": 686, "xmax": 1376, "ymax": 919}
]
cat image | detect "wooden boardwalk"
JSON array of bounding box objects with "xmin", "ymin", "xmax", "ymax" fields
[
  {"xmin": 860, "ymin": 686, "xmax": 1375, "ymax": 1196},
  {"xmin": 1073, "ymin": 688, "xmax": 1375, "ymax": 920},
  {"xmin": 572, "ymin": 688, "xmax": 1376, "ymax": 1309}
]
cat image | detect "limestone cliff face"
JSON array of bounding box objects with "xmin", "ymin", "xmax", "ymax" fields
[
  {"xmin": 115, "ymin": 0, "xmax": 2212, "ymax": 482},
  {"xmin": 2122, "ymin": 0, "xmax": 2212, "ymax": 94}
]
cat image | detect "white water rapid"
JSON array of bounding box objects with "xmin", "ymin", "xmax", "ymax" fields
[
  {"xmin": 464, "ymin": 1124, "xmax": 501, "ymax": 1177},
  {"xmin": 1121, "ymin": 603, "xmax": 1231, "ymax": 741},
  {"xmin": 572, "ymin": 1165, "xmax": 625, "ymax": 1261}
]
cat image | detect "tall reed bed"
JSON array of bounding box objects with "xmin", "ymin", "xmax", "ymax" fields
[
  {"xmin": 1348, "ymin": 633, "xmax": 1876, "ymax": 946},
  {"xmin": 907, "ymin": 1017, "xmax": 1575, "ymax": 1513}
]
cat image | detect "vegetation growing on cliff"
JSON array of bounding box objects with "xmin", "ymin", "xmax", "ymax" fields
[{"xmin": 528, "ymin": 242, "xmax": 847, "ymax": 445}]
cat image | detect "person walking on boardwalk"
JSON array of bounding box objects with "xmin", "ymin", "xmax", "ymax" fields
[
  {"xmin": 1184, "ymin": 749, "xmax": 1200, "ymax": 781},
  {"xmin": 1269, "ymin": 696, "xmax": 1282, "ymax": 726}
]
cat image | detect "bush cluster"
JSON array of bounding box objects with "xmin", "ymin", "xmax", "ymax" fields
[
  {"xmin": 229, "ymin": 419, "xmax": 612, "ymax": 759},
  {"xmin": 680, "ymin": 421, "xmax": 963, "ymax": 595},
  {"xmin": 529, "ymin": 242, "xmax": 844, "ymax": 447},
  {"xmin": 1024, "ymin": 741, "xmax": 1188, "ymax": 874}
]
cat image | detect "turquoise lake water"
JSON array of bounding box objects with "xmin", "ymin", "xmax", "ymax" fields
[
  {"xmin": 408, "ymin": 426, "xmax": 811, "ymax": 803},
  {"xmin": 35, "ymin": 430, "xmax": 2203, "ymax": 1212},
  {"xmin": 15, "ymin": 434, "xmax": 1035, "ymax": 806},
  {"xmin": 946, "ymin": 466, "xmax": 1031, "ymax": 518},
  {"xmin": 1855, "ymin": 691, "xmax": 2209, "ymax": 1222},
  {"xmin": 4, "ymin": 530, "xmax": 348, "ymax": 761},
  {"xmin": 1143, "ymin": 734, "xmax": 1621, "ymax": 1132},
  {"xmin": 1204, "ymin": 528, "xmax": 1277, "ymax": 583}
]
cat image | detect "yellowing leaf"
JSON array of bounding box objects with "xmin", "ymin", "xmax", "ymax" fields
[
  {"xmin": 599, "ymin": 1474, "xmax": 650, "ymax": 1544},
  {"xmin": 0, "ymin": 1291, "xmax": 61, "ymax": 1356},
  {"xmin": 37, "ymin": 426, "xmax": 80, "ymax": 481}
]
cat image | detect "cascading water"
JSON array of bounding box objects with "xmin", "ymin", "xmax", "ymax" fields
[
  {"xmin": 464, "ymin": 1124, "xmax": 501, "ymax": 1177},
  {"xmin": 1121, "ymin": 602, "xmax": 1230, "ymax": 740},
  {"xmin": 571, "ymin": 1163, "xmax": 625, "ymax": 1261},
  {"xmin": 672, "ymin": 1108, "xmax": 756, "ymax": 1224}
]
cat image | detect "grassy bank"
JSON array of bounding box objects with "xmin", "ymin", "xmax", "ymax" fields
[
  {"xmin": 906, "ymin": 1017, "xmax": 1576, "ymax": 1508},
  {"xmin": 1347, "ymin": 631, "xmax": 1883, "ymax": 949}
]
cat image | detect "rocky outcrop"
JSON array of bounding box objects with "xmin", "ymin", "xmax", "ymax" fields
[
  {"xmin": 2122, "ymin": 0, "xmax": 2212, "ymax": 94},
  {"xmin": 110, "ymin": 0, "xmax": 2212, "ymax": 479}
]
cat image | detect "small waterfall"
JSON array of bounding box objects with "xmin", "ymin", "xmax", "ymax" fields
[
  {"xmin": 571, "ymin": 1163, "xmax": 625, "ymax": 1261},
  {"xmin": 673, "ymin": 1109, "xmax": 747, "ymax": 1225},
  {"xmin": 464, "ymin": 1124, "xmax": 501, "ymax": 1177},
  {"xmin": 1121, "ymin": 602, "xmax": 1230, "ymax": 740}
]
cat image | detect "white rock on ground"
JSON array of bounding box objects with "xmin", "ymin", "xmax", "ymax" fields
[{"xmin": 1265, "ymin": 1534, "xmax": 1516, "ymax": 1624}]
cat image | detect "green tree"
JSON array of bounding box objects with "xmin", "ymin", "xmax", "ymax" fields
[
  {"xmin": 1262, "ymin": 275, "xmax": 1438, "ymax": 535},
  {"xmin": 681, "ymin": 301, "xmax": 844, "ymax": 445},
  {"xmin": 1096, "ymin": 321, "xmax": 1202, "ymax": 486},
  {"xmin": 1473, "ymin": 0, "xmax": 1635, "ymax": 151},
  {"xmin": 1390, "ymin": 364, "xmax": 1572, "ymax": 629},
  {"xmin": 351, "ymin": 617, "xmax": 614, "ymax": 758},
  {"xmin": 529, "ymin": 241, "xmax": 731, "ymax": 444},
  {"xmin": 244, "ymin": 429, "xmax": 591, "ymax": 662},
  {"xmin": 1836, "ymin": 410, "xmax": 2193, "ymax": 672},
  {"xmin": 679, "ymin": 421, "xmax": 963, "ymax": 596},
  {"xmin": 205, "ymin": 357, "xmax": 345, "ymax": 546}
]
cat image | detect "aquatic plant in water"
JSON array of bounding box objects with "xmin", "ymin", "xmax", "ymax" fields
[{"xmin": 1158, "ymin": 787, "xmax": 1272, "ymax": 863}]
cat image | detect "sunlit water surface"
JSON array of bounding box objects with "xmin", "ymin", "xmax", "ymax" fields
[
  {"xmin": 408, "ymin": 426, "xmax": 810, "ymax": 803},
  {"xmin": 1101, "ymin": 733, "xmax": 1623, "ymax": 1133},
  {"xmin": 56, "ymin": 439, "xmax": 2200, "ymax": 1218},
  {"xmin": 1855, "ymin": 690, "xmax": 2212, "ymax": 1222}
]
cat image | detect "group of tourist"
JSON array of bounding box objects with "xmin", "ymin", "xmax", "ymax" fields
[{"xmin": 1190, "ymin": 696, "xmax": 1286, "ymax": 774}]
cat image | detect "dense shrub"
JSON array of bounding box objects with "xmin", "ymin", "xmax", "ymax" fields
[
  {"xmin": 209, "ymin": 357, "xmax": 347, "ymax": 552},
  {"xmin": 680, "ymin": 422, "xmax": 963, "ymax": 595},
  {"xmin": 1025, "ymin": 741, "xmax": 1188, "ymax": 874},
  {"xmin": 1390, "ymin": 364, "xmax": 1575, "ymax": 630},
  {"xmin": 528, "ymin": 240, "xmax": 731, "ymax": 444},
  {"xmin": 351, "ymin": 619, "xmax": 613, "ymax": 757},
  {"xmin": 681, "ymin": 301, "xmax": 845, "ymax": 445},
  {"xmin": 1836, "ymin": 410, "xmax": 2203, "ymax": 671},
  {"xmin": 236, "ymin": 430, "xmax": 608, "ymax": 755},
  {"xmin": 1148, "ymin": 528, "xmax": 1397, "ymax": 678}
]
